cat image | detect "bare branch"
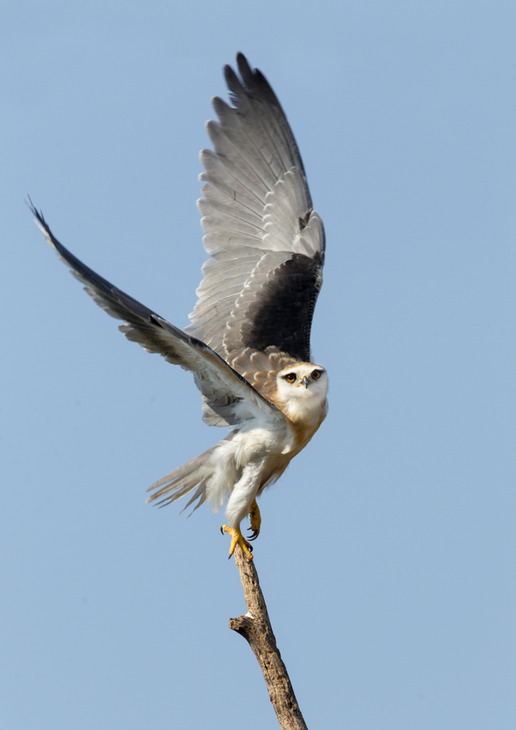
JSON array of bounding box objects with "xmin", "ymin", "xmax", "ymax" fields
[{"xmin": 229, "ymin": 547, "xmax": 309, "ymax": 730}]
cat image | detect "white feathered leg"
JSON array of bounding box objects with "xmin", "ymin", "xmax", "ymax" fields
[{"xmin": 221, "ymin": 461, "xmax": 263, "ymax": 559}]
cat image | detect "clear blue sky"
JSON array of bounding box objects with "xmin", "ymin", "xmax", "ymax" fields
[{"xmin": 3, "ymin": 1, "xmax": 515, "ymax": 728}]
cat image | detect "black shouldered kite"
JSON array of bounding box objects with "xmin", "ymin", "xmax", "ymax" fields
[{"xmin": 30, "ymin": 53, "xmax": 328, "ymax": 559}]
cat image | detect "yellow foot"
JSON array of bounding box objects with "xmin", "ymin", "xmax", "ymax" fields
[
  {"xmin": 247, "ymin": 499, "xmax": 261, "ymax": 541},
  {"xmin": 220, "ymin": 525, "xmax": 254, "ymax": 560}
]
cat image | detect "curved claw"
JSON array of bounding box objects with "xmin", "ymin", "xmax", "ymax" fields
[
  {"xmin": 220, "ymin": 524, "xmax": 254, "ymax": 560},
  {"xmin": 248, "ymin": 499, "xmax": 262, "ymax": 542}
]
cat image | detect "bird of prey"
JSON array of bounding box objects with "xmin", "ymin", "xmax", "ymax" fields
[{"xmin": 31, "ymin": 53, "xmax": 328, "ymax": 559}]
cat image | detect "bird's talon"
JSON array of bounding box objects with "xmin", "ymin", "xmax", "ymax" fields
[
  {"xmin": 248, "ymin": 499, "xmax": 262, "ymax": 542},
  {"xmin": 220, "ymin": 524, "xmax": 254, "ymax": 559}
]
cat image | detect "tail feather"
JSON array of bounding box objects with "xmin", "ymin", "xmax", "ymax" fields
[{"xmin": 146, "ymin": 446, "xmax": 217, "ymax": 511}]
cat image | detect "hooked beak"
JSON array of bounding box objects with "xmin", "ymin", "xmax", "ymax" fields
[{"xmin": 300, "ymin": 375, "xmax": 310, "ymax": 389}]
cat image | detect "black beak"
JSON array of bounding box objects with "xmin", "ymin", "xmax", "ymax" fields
[{"xmin": 301, "ymin": 376, "xmax": 310, "ymax": 388}]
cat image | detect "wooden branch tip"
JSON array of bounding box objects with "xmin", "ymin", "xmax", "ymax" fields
[{"xmin": 229, "ymin": 545, "xmax": 309, "ymax": 730}]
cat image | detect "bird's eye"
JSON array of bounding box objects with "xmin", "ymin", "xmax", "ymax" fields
[
  {"xmin": 311, "ymin": 369, "xmax": 322, "ymax": 380},
  {"xmin": 284, "ymin": 373, "xmax": 297, "ymax": 383}
]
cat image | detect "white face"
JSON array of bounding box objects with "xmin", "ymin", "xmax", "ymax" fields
[{"xmin": 276, "ymin": 362, "xmax": 329, "ymax": 403}]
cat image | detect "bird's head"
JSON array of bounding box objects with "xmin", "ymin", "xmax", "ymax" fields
[{"xmin": 275, "ymin": 362, "xmax": 328, "ymax": 415}]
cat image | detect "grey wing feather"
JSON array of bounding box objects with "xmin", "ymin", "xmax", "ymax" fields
[
  {"xmin": 188, "ymin": 53, "xmax": 325, "ymax": 365},
  {"xmin": 30, "ymin": 203, "xmax": 285, "ymax": 428}
]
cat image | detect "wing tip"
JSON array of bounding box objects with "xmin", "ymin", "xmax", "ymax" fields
[
  {"xmin": 26, "ymin": 195, "xmax": 46, "ymax": 230},
  {"xmin": 26, "ymin": 196, "xmax": 60, "ymax": 253}
]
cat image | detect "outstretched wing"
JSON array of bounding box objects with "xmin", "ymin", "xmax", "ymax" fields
[
  {"xmin": 188, "ymin": 53, "xmax": 325, "ymax": 368},
  {"xmin": 30, "ymin": 204, "xmax": 285, "ymax": 429}
]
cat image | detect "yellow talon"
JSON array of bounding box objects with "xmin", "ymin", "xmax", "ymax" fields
[
  {"xmin": 221, "ymin": 524, "xmax": 254, "ymax": 560},
  {"xmin": 248, "ymin": 499, "xmax": 261, "ymax": 541}
]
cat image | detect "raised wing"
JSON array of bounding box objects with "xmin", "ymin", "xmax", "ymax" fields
[
  {"xmin": 30, "ymin": 203, "xmax": 286, "ymax": 429},
  {"xmin": 188, "ymin": 53, "xmax": 325, "ymax": 368}
]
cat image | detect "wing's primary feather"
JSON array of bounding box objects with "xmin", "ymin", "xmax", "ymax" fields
[
  {"xmin": 188, "ymin": 53, "xmax": 325, "ymax": 366},
  {"xmin": 28, "ymin": 202, "xmax": 285, "ymax": 429}
]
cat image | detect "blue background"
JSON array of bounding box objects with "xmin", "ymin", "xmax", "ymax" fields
[{"xmin": 3, "ymin": 1, "xmax": 515, "ymax": 728}]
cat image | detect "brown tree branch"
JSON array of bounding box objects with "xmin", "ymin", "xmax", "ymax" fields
[{"xmin": 229, "ymin": 547, "xmax": 309, "ymax": 730}]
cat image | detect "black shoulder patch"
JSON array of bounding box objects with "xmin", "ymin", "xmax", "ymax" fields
[{"xmin": 240, "ymin": 252, "xmax": 323, "ymax": 362}]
